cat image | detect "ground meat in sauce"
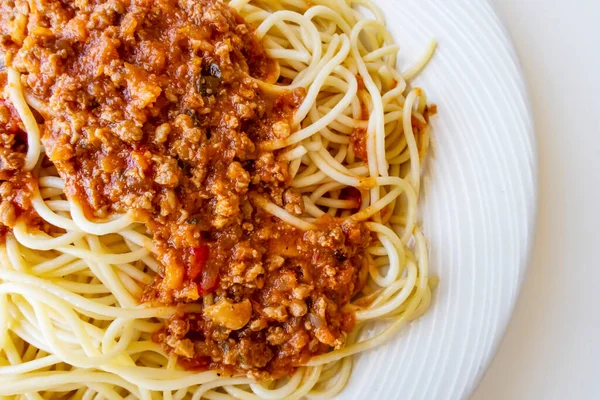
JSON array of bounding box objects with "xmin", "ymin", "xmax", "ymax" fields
[{"xmin": 1, "ymin": 0, "xmax": 373, "ymax": 379}]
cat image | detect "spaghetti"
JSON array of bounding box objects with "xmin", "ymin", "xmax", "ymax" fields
[{"xmin": 0, "ymin": 0, "xmax": 437, "ymax": 398}]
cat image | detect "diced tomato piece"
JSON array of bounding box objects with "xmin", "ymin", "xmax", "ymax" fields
[
  {"xmin": 187, "ymin": 245, "xmax": 218, "ymax": 294},
  {"xmin": 199, "ymin": 262, "xmax": 219, "ymax": 295},
  {"xmin": 187, "ymin": 245, "xmax": 209, "ymax": 281}
]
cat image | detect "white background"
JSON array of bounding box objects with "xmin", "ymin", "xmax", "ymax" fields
[{"xmin": 473, "ymin": 1, "xmax": 600, "ymax": 399}]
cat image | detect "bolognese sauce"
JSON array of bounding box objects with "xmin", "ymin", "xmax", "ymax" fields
[{"xmin": 1, "ymin": 0, "xmax": 372, "ymax": 379}]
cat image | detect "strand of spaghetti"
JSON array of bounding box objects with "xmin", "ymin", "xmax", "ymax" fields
[
  {"xmin": 31, "ymin": 192, "xmax": 80, "ymax": 232},
  {"xmin": 319, "ymin": 92, "xmax": 345, "ymax": 109},
  {"xmin": 53, "ymin": 281, "xmax": 110, "ymax": 294},
  {"xmin": 249, "ymin": 367, "xmax": 304, "ymax": 399},
  {"xmin": 173, "ymin": 388, "xmax": 192, "ymax": 400},
  {"xmin": 295, "ymin": 139, "xmax": 349, "ymax": 182},
  {"xmin": 141, "ymin": 255, "xmax": 161, "ymax": 273},
  {"xmin": 84, "ymin": 236, "xmax": 139, "ymax": 308},
  {"xmin": 1, "ymin": 337, "xmax": 44, "ymax": 400},
  {"xmin": 288, "ymin": 366, "xmax": 323, "ymax": 400},
  {"xmin": 307, "ymin": 105, "xmax": 350, "ymax": 144},
  {"xmin": 314, "ymin": 197, "xmax": 358, "ymax": 209},
  {"xmin": 80, "ymin": 387, "xmax": 101, "ymax": 399},
  {"xmin": 274, "ymin": 20, "xmax": 310, "ymax": 55},
  {"xmin": 0, "ymin": 294, "xmax": 8, "ymax": 349},
  {"xmin": 305, "ymin": 5, "xmax": 352, "ymax": 35},
  {"xmin": 403, "ymin": 88, "xmax": 422, "ymax": 192},
  {"xmin": 5, "ymin": 233, "xmax": 27, "ymax": 272},
  {"xmin": 30, "ymin": 299, "xmax": 106, "ymax": 366},
  {"xmin": 116, "ymin": 262, "xmax": 153, "ymax": 285},
  {"xmin": 0, "ymin": 274, "xmax": 179, "ymax": 319},
  {"xmin": 315, "ymin": 18, "xmax": 337, "ymax": 42},
  {"xmin": 402, "ymin": 40, "xmax": 438, "ymax": 80},
  {"xmin": 317, "ymin": 106, "xmax": 368, "ymax": 129},
  {"xmin": 39, "ymin": 187, "xmax": 63, "ymax": 198},
  {"xmin": 303, "ymin": 140, "xmax": 322, "ymax": 151},
  {"xmin": 367, "ymin": 221, "xmax": 406, "ymax": 268},
  {"xmin": 367, "ymin": 121, "xmax": 382, "ymax": 222},
  {"xmin": 20, "ymin": 245, "xmax": 52, "ymax": 264},
  {"xmin": 22, "ymin": 90, "xmax": 50, "ymax": 118},
  {"xmin": 306, "ymin": 151, "xmax": 362, "ymax": 187},
  {"xmin": 367, "ymin": 245, "xmax": 387, "ymax": 256},
  {"xmin": 189, "ymin": 378, "xmax": 255, "ymax": 400},
  {"xmin": 13, "ymin": 297, "xmax": 101, "ymax": 345},
  {"xmin": 363, "ymin": 44, "xmax": 400, "ymax": 62},
  {"xmin": 124, "ymin": 341, "xmax": 164, "ymax": 356},
  {"xmin": 307, "ymin": 357, "xmax": 352, "ymax": 399},
  {"xmin": 249, "ymin": 193, "xmax": 316, "ymax": 230},
  {"xmin": 43, "ymin": 200, "xmax": 71, "ymax": 212},
  {"xmin": 12, "ymin": 224, "xmax": 86, "ymax": 251},
  {"xmin": 293, "ymin": 34, "xmax": 349, "ymax": 125},
  {"xmin": 322, "ymin": 116, "xmax": 353, "ymax": 134},
  {"xmin": 2, "ymin": 332, "xmax": 22, "ymax": 365},
  {"xmin": 292, "ymin": 162, "xmax": 370, "ymax": 188},
  {"xmin": 116, "ymin": 274, "xmax": 141, "ymax": 299},
  {"xmin": 37, "ymin": 259, "xmax": 89, "ymax": 278},
  {"xmin": 309, "ymin": 181, "xmax": 345, "ymax": 202},
  {"xmin": 266, "ymin": 48, "xmax": 310, "ymax": 62},
  {"xmin": 70, "ymin": 202, "xmax": 135, "ymax": 235},
  {"xmin": 6, "ymin": 68, "xmax": 41, "ymax": 170},
  {"xmin": 54, "ymin": 246, "xmax": 148, "ymax": 265},
  {"xmin": 4, "ymin": 321, "xmax": 51, "ymax": 367},
  {"xmin": 358, "ymin": 259, "xmax": 418, "ymax": 321},
  {"xmin": 347, "ymin": 185, "xmax": 402, "ymax": 222},
  {"xmin": 261, "ymin": 66, "xmax": 357, "ymax": 150},
  {"xmin": 350, "ymin": 176, "xmax": 418, "ymax": 243},
  {"xmin": 351, "ymin": 19, "xmax": 393, "ymax": 177},
  {"xmin": 360, "ymin": 232, "xmax": 429, "ymax": 319},
  {"xmin": 25, "ymin": 294, "xmax": 111, "ymax": 342},
  {"xmin": 222, "ymin": 386, "xmax": 262, "ymax": 400},
  {"xmin": 350, "ymin": 277, "xmax": 408, "ymax": 310},
  {"xmin": 38, "ymin": 176, "xmax": 65, "ymax": 189},
  {"xmin": 118, "ymin": 228, "xmax": 156, "ymax": 253},
  {"xmin": 326, "ymin": 0, "xmax": 356, "ymax": 25},
  {"xmin": 367, "ymin": 234, "xmax": 400, "ymax": 287},
  {"xmin": 389, "ymin": 147, "xmax": 411, "ymax": 165},
  {"xmin": 386, "ymin": 133, "xmax": 408, "ymax": 159},
  {"xmin": 255, "ymin": 11, "xmax": 321, "ymax": 88},
  {"xmin": 382, "ymin": 84, "xmax": 407, "ymax": 107},
  {"xmin": 315, "ymin": 143, "xmax": 353, "ymax": 175},
  {"xmin": 289, "ymin": 156, "xmax": 303, "ymax": 178},
  {"xmin": 132, "ymin": 320, "xmax": 163, "ymax": 333},
  {"xmin": 381, "ymin": 110, "xmax": 404, "ymax": 127},
  {"xmin": 86, "ymin": 383, "xmax": 124, "ymax": 400},
  {"xmin": 281, "ymin": 145, "xmax": 308, "ymax": 161},
  {"xmin": 10, "ymin": 316, "xmax": 151, "ymax": 371},
  {"xmin": 102, "ymin": 319, "xmax": 131, "ymax": 354},
  {"xmin": 302, "ymin": 196, "xmax": 326, "ymax": 218},
  {"xmin": 293, "ymin": 155, "xmax": 319, "ymax": 178},
  {"xmin": 316, "ymin": 360, "xmax": 343, "ymax": 384},
  {"xmin": 0, "ymin": 354, "xmax": 60, "ymax": 375},
  {"xmin": 0, "ymin": 371, "xmax": 143, "ymax": 398}
]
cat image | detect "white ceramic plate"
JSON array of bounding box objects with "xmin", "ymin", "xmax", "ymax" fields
[{"xmin": 340, "ymin": 2, "xmax": 536, "ymax": 399}]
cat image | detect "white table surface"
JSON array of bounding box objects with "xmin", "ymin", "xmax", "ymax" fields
[{"xmin": 472, "ymin": 1, "xmax": 600, "ymax": 399}]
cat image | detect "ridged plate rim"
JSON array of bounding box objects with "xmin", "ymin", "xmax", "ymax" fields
[{"xmin": 338, "ymin": 2, "xmax": 537, "ymax": 399}]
